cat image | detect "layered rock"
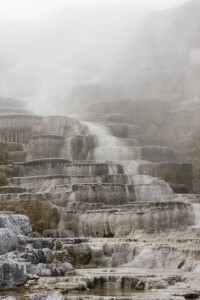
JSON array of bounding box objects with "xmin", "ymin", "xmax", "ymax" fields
[
  {"xmin": 0, "ymin": 95, "xmax": 199, "ymax": 300},
  {"xmin": 1, "ymin": 1, "xmax": 200, "ymax": 298}
]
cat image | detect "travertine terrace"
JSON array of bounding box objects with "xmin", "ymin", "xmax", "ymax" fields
[
  {"xmin": 0, "ymin": 91, "xmax": 200, "ymax": 300},
  {"xmin": 1, "ymin": 0, "xmax": 200, "ymax": 299}
]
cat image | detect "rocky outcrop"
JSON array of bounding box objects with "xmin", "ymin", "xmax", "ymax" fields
[
  {"xmin": 0, "ymin": 214, "xmax": 32, "ymax": 236},
  {"xmin": 0, "ymin": 260, "xmax": 28, "ymax": 288},
  {"xmin": 0, "ymin": 213, "xmax": 31, "ymax": 289},
  {"xmin": 0, "ymin": 228, "xmax": 18, "ymax": 254}
]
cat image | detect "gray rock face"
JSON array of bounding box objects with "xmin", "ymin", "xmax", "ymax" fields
[
  {"xmin": 63, "ymin": 262, "xmax": 73, "ymax": 271},
  {"xmin": 0, "ymin": 214, "xmax": 32, "ymax": 236},
  {"xmin": 0, "ymin": 228, "xmax": 18, "ymax": 255},
  {"xmin": 24, "ymin": 248, "xmax": 53, "ymax": 264},
  {"xmin": 32, "ymin": 238, "xmax": 54, "ymax": 250},
  {"xmin": 30, "ymin": 263, "xmax": 65, "ymax": 277},
  {"xmin": 0, "ymin": 260, "xmax": 27, "ymax": 288},
  {"xmin": 0, "ymin": 214, "xmax": 33, "ymax": 290},
  {"xmin": 0, "ymin": 217, "xmax": 75, "ymax": 292}
]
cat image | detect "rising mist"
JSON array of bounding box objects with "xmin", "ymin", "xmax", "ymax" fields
[{"xmin": 0, "ymin": 0, "xmax": 189, "ymax": 115}]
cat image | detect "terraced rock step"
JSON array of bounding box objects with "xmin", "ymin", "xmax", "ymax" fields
[
  {"xmin": 0, "ymin": 114, "xmax": 42, "ymax": 143},
  {"xmin": 27, "ymin": 268, "xmax": 200, "ymax": 300},
  {"xmin": 8, "ymin": 174, "xmax": 173, "ymax": 188},
  {"xmin": 3, "ymin": 160, "xmax": 124, "ymax": 177},
  {"xmin": 8, "ymin": 175, "xmax": 103, "ymax": 191},
  {"xmin": 0, "ymin": 186, "xmax": 26, "ymax": 194},
  {"xmin": 138, "ymin": 161, "xmax": 193, "ymax": 191},
  {"xmin": 78, "ymin": 202, "xmax": 194, "ymax": 237},
  {"xmin": 2, "ymin": 2, "xmax": 200, "ymax": 299},
  {"xmin": 27, "ymin": 135, "xmax": 66, "ymax": 160},
  {"xmin": 73, "ymin": 113, "xmax": 137, "ymax": 125},
  {"xmin": 0, "ymin": 46, "xmax": 200, "ymax": 299},
  {"xmin": 89, "ymin": 145, "xmax": 176, "ymax": 161}
]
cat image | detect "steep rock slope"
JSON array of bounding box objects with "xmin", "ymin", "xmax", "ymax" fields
[
  {"xmin": 1, "ymin": 1, "xmax": 200, "ymax": 299},
  {"xmin": 0, "ymin": 93, "xmax": 199, "ymax": 300}
]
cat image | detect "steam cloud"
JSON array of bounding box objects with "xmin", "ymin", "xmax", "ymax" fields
[{"xmin": 0, "ymin": 0, "xmax": 188, "ymax": 115}]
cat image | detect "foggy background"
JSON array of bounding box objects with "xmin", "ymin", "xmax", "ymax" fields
[{"xmin": 0, "ymin": 0, "xmax": 189, "ymax": 114}]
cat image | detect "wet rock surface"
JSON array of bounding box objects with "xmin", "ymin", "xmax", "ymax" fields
[
  {"xmin": 0, "ymin": 108, "xmax": 199, "ymax": 299},
  {"xmin": 1, "ymin": 1, "xmax": 200, "ymax": 299}
]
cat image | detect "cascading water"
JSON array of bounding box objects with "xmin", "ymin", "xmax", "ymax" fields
[
  {"xmin": 0, "ymin": 106, "xmax": 198, "ymax": 300},
  {"xmin": 1, "ymin": 0, "xmax": 200, "ymax": 299},
  {"xmin": 83, "ymin": 121, "xmax": 141, "ymax": 178}
]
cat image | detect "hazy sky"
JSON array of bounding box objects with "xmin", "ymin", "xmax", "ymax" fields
[{"xmin": 0, "ymin": 0, "xmax": 189, "ymax": 20}]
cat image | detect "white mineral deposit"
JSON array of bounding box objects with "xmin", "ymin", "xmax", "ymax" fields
[{"xmin": 0, "ymin": 0, "xmax": 199, "ymax": 299}]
